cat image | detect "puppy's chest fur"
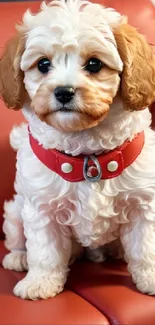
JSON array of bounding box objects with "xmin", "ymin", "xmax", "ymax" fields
[{"xmin": 16, "ymin": 137, "xmax": 146, "ymax": 248}]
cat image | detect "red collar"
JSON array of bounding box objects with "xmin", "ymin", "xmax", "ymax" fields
[{"xmin": 28, "ymin": 128, "xmax": 144, "ymax": 183}]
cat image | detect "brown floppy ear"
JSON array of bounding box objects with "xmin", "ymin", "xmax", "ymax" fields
[
  {"xmin": 114, "ymin": 24, "xmax": 155, "ymax": 111},
  {"xmin": 0, "ymin": 34, "xmax": 25, "ymax": 110}
]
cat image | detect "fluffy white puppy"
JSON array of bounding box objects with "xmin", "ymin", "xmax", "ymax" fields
[{"xmin": 1, "ymin": 0, "xmax": 155, "ymax": 300}]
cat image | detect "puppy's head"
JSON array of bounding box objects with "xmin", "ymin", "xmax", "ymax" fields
[{"xmin": 1, "ymin": 0, "xmax": 155, "ymax": 132}]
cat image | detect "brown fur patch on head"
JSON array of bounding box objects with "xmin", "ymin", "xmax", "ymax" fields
[
  {"xmin": 78, "ymin": 67, "xmax": 119, "ymax": 120},
  {"xmin": 0, "ymin": 34, "xmax": 25, "ymax": 110},
  {"xmin": 114, "ymin": 24, "xmax": 155, "ymax": 111},
  {"xmin": 78, "ymin": 83, "xmax": 110, "ymax": 119}
]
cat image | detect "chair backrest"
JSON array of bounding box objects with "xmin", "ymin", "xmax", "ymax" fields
[
  {"xmin": 0, "ymin": 0, "xmax": 155, "ymax": 237},
  {"xmin": 0, "ymin": 2, "xmax": 40, "ymax": 238}
]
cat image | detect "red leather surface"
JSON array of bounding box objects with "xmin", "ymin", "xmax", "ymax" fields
[
  {"xmin": 151, "ymin": 102, "xmax": 155, "ymax": 128},
  {"xmin": 0, "ymin": 242, "xmax": 109, "ymax": 325},
  {"xmin": 68, "ymin": 260, "xmax": 155, "ymax": 325},
  {"xmin": 1, "ymin": 238, "xmax": 155, "ymax": 325},
  {"xmin": 95, "ymin": 0, "xmax": 155, "ymax": 46}
]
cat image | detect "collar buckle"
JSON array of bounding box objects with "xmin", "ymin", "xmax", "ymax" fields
[{"xmin": 83, "ymin": 155, "xmax": 102, "ymax": 182}]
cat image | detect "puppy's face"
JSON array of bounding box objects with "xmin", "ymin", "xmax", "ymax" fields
[
  {"xmin": 21, "ymin": 2, "xmax": 123, "ymax": 132},
  {"xmin": 1, "ymin": 0, "xmax": 155, "ymax": 133}
]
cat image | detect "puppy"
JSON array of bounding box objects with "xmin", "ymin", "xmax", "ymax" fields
[{"xmin": 1, "ymin": 0, "xmax": 155, "ymax": 300}]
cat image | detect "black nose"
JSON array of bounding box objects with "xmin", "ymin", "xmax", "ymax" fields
[{"xmin": 54, "ymin": 86, "xmax": 75, "ymax": 104}]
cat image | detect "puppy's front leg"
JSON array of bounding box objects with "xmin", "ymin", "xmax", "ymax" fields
[
  {"xmin": 121, "ymin": 207, "xmax": 155, "ymax": 295},
  {"xmin": 14, "ymin": 199, "xmax": 72, "ymax": 300}
]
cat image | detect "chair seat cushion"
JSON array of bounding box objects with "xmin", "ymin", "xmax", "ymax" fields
[
  {"xmin": 68, "ymin": 258, "xmax": 155, "ymax": 325},
  {"xmin": 0, "ymin": 241, "xmax": 108, "ymax": 325},
  {"xmin": 1, "ymin": 241, "xmax": 155, "ymax": 325}
]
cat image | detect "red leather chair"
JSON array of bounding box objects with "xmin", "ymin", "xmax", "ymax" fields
[{"xmin": 0, "ymin": 1, "xmax": 155, "ymax": 324}]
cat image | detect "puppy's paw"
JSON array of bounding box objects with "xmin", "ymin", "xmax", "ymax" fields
[
  {"xmin": 2, "ymin": 251, "xmax": 28, "ymax": 271},
  {"xmin": 131, "ymin": 268, "xmax": 155, "ymax": 295},
  {"xmin": 13, "ymin": 273, "xmax": 65, "ymax": 299}
]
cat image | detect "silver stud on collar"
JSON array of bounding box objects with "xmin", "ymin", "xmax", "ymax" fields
[
  {"xmin": 107, "ymin": 160, "xmax": 118, "ymax": 172},
  {"xmin": 61, "ymin": 162, "xmax": 73, "ymax": 173}
]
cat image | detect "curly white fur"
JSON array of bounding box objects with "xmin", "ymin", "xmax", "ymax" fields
[{"xmin": 3, "ymin": 0, "xmax": 155, "ymax": 299}]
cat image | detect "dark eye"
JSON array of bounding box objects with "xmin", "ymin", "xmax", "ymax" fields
[
  {"xmin": 85, "ymin": 58, "xmax": 103, "ymax": 73},
  {"xmin": 37, "ymin": 58, "xmax": 51, "ymax": 74}
]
